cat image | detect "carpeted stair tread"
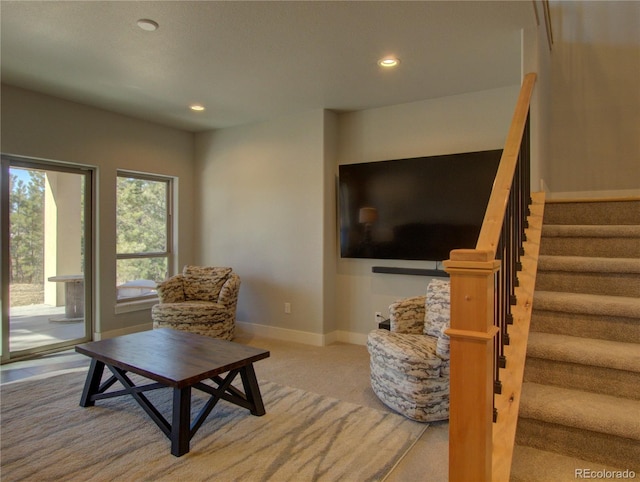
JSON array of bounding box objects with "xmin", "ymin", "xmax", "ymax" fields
[
  {"xmin": 538, "ymin": 255, "xmax": 640, "ymax": 274},
  {"xmin": 542, "ymin": 224, "xmax": 640, "ymax": 238},
  {"xmin": 530, "ymin": 309, "xmax": 640, "ymax": 343},
  {"xmin": 519, "ymin": 382, "xmax": 640, "ymax": 441},
  {"xmin": 533, "ymin": 291, "xmax": 640, "ymax": 319},
  {"xmin": 543, "ymin": 200, "xmax": 640, "ymax": 225},
  {"xmin": 527, "ymin": 332, "xmax": 640, "ymax": 373}
]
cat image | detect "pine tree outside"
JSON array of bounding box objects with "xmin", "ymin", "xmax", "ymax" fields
[
  {"xmin": 116, "ymin": 173, "xmax": 172, "ymax": 301},
  {"xmin": 9, "ymin": 169, "xmax": 45, "ymax": 305}
]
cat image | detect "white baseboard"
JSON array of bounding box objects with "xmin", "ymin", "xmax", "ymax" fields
[
  {"xmin": 94, "ymin": 323, "xmax": 152, "ymax": 341},
  {"xmin": 236, "ymin": 321, "xmax": 369, "ymax": 347},
  {"xmin": 236, "ymin": 321, "xmax": 327, "ymax": 346},
  {"xmin": 94, "ymin": 321, "xmax": 370, "ymax": 347}
]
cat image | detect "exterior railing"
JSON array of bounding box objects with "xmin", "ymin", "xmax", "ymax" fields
[{"xmin": 444, "ymin": 73, "xmax": 537, "ymax": 481}]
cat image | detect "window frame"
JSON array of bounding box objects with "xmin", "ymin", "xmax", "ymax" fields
[{"xmin": 115, "ymin": 170, "xmax": 173, "ymax": 304}]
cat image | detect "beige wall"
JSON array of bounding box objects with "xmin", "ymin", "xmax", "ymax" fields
[
  {"xmin": 194, "ymin": 110, "xmax": 333, "ymax": 343},
  {"xmin": 523, "ymin": 12, "xmax": 552, "ymax": 192},
  {"xmin": 545, "ymin": 0, "xmax": 640, "ymax": 197},
  {"xmin": 1, "ymin": 84, "xmax": 195, "ymax": 337}
]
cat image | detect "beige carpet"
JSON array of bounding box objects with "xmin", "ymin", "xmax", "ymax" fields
[{"xmin": 1, "ymin": 369, "xmax": 426, "ymax": 481}]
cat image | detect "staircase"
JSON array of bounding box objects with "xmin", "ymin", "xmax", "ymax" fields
[{"xmin": 511, "ymin": 199, "xmax": 640, "ymax": 481}]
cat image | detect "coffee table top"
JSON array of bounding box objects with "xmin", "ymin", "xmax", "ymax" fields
[{"xmin": 75, "ymin": 328, "xmax": 270, "ymax": 388}]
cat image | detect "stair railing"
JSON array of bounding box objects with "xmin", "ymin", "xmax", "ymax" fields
[{"xmin": 444, "ymin": 72, "xmax": 537, "ymax": 482}]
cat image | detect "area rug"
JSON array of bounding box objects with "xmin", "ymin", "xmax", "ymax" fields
[{"xmin": 0, "ymin": 370, "xmax": 426, "ymax": 481}]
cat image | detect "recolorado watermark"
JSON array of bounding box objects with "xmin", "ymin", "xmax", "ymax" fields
[{"xmin": 576, "ymin": 469, "xmax": 636, "ymax": 479}]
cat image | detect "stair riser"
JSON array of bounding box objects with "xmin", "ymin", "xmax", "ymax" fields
[
  {"xmin": 516, "ymin": 418, "xmax": 640, "ymax": 471},
  {"xmin": 535, "ymin": 271, "xmax": 640, "ymax": 297},
  {"xmin": 544, "ymin": 201, "xmax": 640, "ymax": 225},
  {"xmin": 533, "ymin": 294, "xmax": 640, "ymax": 321},
  {"xmin": 523, "ymin": 358, "xmax": 640, "ymax": 400},
  {"xmin": 530, "ymin": 310, "xmax": 640, "ymax": 343},
  {"xmin": 539, "ymin": 237, "xmax": 640, "ymax": 258}
]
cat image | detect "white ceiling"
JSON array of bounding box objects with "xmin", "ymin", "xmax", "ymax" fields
[{"xmin": 1, "ymin": 1, "xmax": 536, "ymax": 132}]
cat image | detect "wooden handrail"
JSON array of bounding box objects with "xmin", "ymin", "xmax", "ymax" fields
[
  {"xmin": 475, "ymin": 73, "xmax": 537, "ymax": 257},
  {"xmin": 445, "ymin": 72, "xmax": 537, "ymax": 482}
]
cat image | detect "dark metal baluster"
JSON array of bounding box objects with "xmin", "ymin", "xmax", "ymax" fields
[
  {"xmin": 515, "ymin": 157, "xmax": 525, "ymax": 270},
  {"xmin": 493, "ymin": 267, "xmax": 501, "ymax": 423},
  {"xmin": 492, "ymin": 103, "xmax": 532, "ymax": 427}
]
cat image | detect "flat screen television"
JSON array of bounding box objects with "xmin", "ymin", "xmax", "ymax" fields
[{"xmin": 338, "ymin": 150, "xmax": 502, "ymax": 261}]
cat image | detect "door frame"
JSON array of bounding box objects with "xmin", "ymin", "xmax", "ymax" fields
[{"xmin": 0, "ymin": 154, "xmax": 95, "ymax": 363}]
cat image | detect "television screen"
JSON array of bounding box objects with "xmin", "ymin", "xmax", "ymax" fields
[{"xmin": 338, "ymin": 150, "xmax": 502, "ymax": 261}]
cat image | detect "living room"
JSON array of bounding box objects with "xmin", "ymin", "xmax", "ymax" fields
[
  {"xmin": 3, "ymin": 1, "xmax": 638, "ymax": 348},
  {"xmin": 1, "ymin": 1, "xmax": 639, "ymax": 480},
  {"xmin": 1, "ymin": 2, "xmax": 533, "ymax": 347}
]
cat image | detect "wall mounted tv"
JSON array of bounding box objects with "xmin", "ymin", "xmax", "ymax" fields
[{"xmin": 338, "ymin": 149, "xmax": 502, "ymax": 261}]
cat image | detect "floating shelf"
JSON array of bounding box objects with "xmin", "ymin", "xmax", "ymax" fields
[{"xmin": 371, "ymin": 266, "xmax": 449, "ymax": 277}]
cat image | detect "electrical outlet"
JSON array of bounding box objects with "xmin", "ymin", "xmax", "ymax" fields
[
  {"xmin": 375, "ymin": 311, "xmax": 382, "ymax": 324},
  {"xmin": 284, "ymin": 302, "xmax": 291, "ymax": 314}
]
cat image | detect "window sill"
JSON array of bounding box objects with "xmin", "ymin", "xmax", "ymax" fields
[{"xmin": 115, "ymin": 297, "xmax": 158, "ymax": 314}]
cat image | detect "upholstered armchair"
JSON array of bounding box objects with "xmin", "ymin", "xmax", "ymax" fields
[
  {"xmin": 367, "ymin": 278, "xmax": 450, "ymax": 422},
  {"xmin": 151, "ymin": 266, "xmax": 240, "ymax": 340}
]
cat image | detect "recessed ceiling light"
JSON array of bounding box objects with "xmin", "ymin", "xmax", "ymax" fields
[
  {"xmin": 137, "ymin": 19, "xmax": 159, "ymax": 32},
  {"xmin": 190, "ymin": 104, "xmax": 205, "ymax": 112},
  {"xmin": 378, "ymin": 57, "xmax": 400, "ymax": 68}
]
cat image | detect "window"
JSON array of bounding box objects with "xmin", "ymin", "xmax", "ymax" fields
[{"xmin": 116, "ymin": 172, "xmax": 172, "ymax": 301}]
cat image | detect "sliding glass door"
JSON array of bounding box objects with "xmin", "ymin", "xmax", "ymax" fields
[{"xmin": 1, "ymin": 156, "xmax": 93, "ymax": 361}]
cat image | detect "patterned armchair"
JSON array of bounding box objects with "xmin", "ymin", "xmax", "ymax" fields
[
  {"xmin": 367, "ymin": 278, "xmax": 450, "ymax": 422},
  {"xmin": 151, "ymin": 266, "xmax": 240, "ymax": 340}
]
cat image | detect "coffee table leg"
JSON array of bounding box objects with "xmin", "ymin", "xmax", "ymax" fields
[
  {"xmin": 240, "ymin": 363, "xmax": 266, "ymax": 416},
  {"xmin": 80, "ymin": 359, "xmax": 105, "ymax": 407},
  {"xmin": 171, "ymin": 386, "xmax": 192, "ymax": 457}
]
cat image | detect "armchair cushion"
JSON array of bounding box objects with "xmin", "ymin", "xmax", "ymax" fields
[
  {"xmin": 389, "ymin": 295, "xmax": 426, "ymax": 334},
  {"xmin": 424, "ymin": 278, "xmax": 450, "ymax": 337},
  {"xmin": 183, "ymin": 266, "xmax": 231, "ymax": 302}
]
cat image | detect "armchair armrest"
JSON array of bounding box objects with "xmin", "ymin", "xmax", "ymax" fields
[
  {"xmin": 389, "ymin": 295, "xmax": 426, "ymax": 334},
  {"xmin": 436, "ymin": 325, "xmax": 450, "ymax": 360},
  {"xmin": 218, "ymin": 273, "xmax": 241, "ymax": 309},
  {"xmin": 156, "ymin": 274, "xmax": 185, "ymax": 303}
]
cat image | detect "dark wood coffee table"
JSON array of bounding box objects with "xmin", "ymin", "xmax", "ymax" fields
[{"xmin": 75, "ymin": 328, "xmax": 270, "ymax": 456}]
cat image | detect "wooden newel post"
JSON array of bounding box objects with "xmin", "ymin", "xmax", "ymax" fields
[{"xmin": 444, "ymin": 249, "xmax": 500, "ymax": 482}]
